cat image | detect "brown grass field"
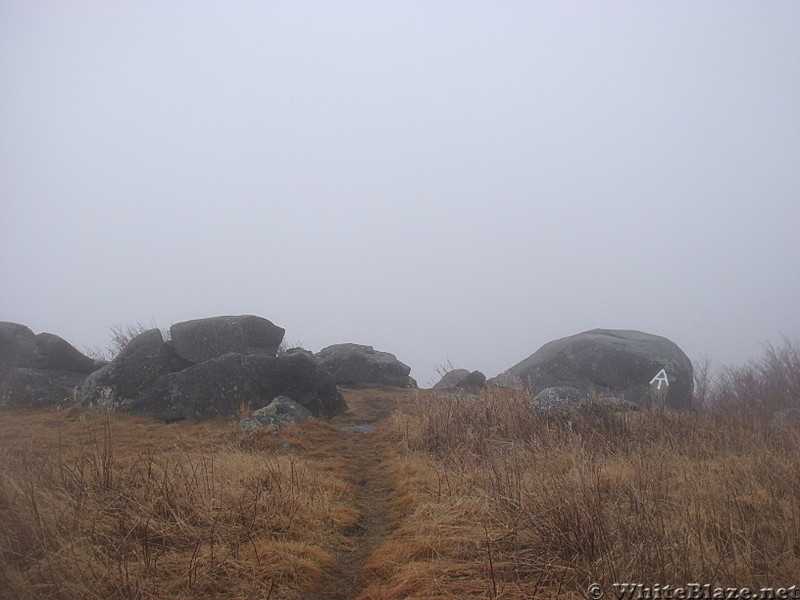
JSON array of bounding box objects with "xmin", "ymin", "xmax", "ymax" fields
[{"xmin": 1, "ymin": 372, "xmax": 799, "ymax": 599}]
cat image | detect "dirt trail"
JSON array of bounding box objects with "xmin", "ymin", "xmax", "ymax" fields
[{"xmin": 308, "ymin": 387, "xmax": 403, "ymax": 600}]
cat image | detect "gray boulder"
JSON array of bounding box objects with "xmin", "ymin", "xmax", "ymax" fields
[
  {"xmin": 34, "ymin": 332, "xmax": 97, "ymax": 373},
  {"xmin": 315, "ymin": 343, "xmax": 416, "ymax": 388},
  {"xmin": 532, "ymin": 386, "xmax": 639, "ymax": 415},
  {"xmin": 80, "ymin": 329, "xmax": 174, "ymax": 406},
  {"xmin": 433, "ymin": 369, "xmax": 486, "ymax": 389},
  {"xmin": 1, "ymin": 322, "xmax": 99, "ymax": 408},
  {"xmin": 0, "ymin": 322, "xmax": 45, "ymax": 370},
  {"xmin": 1, "ymin": 368, "xmax": 87, "ymax": 409},
  {"xmin": 486, "ymin": 371, "xmax": 525, "ymax": 389},
  {"xmin": 137, "ymin": 352, "xmax": 346, "ymax": 421},
  {"xmin": 433, "ymin": 369, "xmax": 470, "ymax": 389},
  {"xmin": 239, "ymin": 396, "xmax": 313, "ymax": 431},
  {"xmin": 170, "ymin": 315, "xmax": 285, "ymax": 363},
  {"xmin": 461, "ymin": 370, "xmax": 486, "ymax": 388},
  {"xmin": 533, "ymin": 386, "xmax": 589, "ymax": 411},
  {"xmin": 499, "ymin": 329, "xmax": 693, "ymax": 409}
]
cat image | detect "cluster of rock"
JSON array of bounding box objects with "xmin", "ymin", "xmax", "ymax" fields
[
  {"xmin": 1, "ymin": 316, "xmax": 344, "ymax": 421},
  {"xmin": 489, "ymin": 329, "xmax": 694, "ymax": 410},
  {"xmin": 432, "ymin": 369, "xmax": 486, "ymax": 390},
  {"xmin": 79, "ymin": 316, "xmax": 347, "ymax": 421},
  {"xmin": 314, "ymin": 343, "xmax": 416, "ymax": 388},
  {"xmin": 432, "ymin": 330, "xmax": 692, "ymax": 412},
  {"xmin": 3, "ymin": 319, "xmax": 694, "ymax": 420},
  {"xmin": 1, "ymin": 316, "xmax": 422, "ymax": 425},
  {"xmin": 0, "ymin": 322, "xmax": 105, "ymax": 408}
]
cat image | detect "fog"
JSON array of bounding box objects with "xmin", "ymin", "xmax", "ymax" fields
[{"xmin": 2, "ymin": 2, "xmax": 798, "ymax": 386}]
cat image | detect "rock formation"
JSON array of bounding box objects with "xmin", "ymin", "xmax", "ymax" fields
[
  {"xmin": 433, "ymin": 369, "xmax": 486, "ymax": 390},
  {"xmin": 170, "ymin": 315, "xmax": 284, "ymax": 363},
  {"xmin": 78, "ymin": 316, "xmax": 346, "ymax": 421},
  {"xmin": 0, "ymin": 322, "xmax": 101, "ymax": 408},
  {"xmin": 315, "ymin": 343, "xmax": 416, "ymax": 388},
  {"xmin": 0, "ymin": 315, "xmax": 347, "ymax": 421},
  {"xmin": 238, "ymin": 396, "xmax": 313, "ymax": 431},
  {"xmin": 491, "ymin": 329, "xmax": 693, "ymax": 409}
]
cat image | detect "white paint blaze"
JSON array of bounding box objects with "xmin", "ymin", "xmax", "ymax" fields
[{"xmin": 649, "ymin": 368, "xmax": 669, "ymax": 390}]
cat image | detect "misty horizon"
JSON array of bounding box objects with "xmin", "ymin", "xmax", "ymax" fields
[{"xmin": 2, "ymin": 2, "xmax": 798, "ymax": 387}]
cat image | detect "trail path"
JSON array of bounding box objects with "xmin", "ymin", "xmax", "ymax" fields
[{"xmin": 308, "ymin": 387, "xmax": 402, "ymax": 600}]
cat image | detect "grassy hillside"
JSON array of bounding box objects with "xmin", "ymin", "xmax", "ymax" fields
[{"xmin": 1, "ymin": 344, "xmax": 799, "ymax": 599}]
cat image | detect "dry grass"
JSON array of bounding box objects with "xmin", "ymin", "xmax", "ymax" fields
[
  {"xmin": 701, "ymin": 336, "xmax": 800, "ymax": 415},
  {"xmin": 3, "ymin": 357, "xmax": 799, "ymax": 600},
  {"xmin": 362, "ymin": 388, "xmax": 800, "ymax": 599},
  {"xmin": 0, "ymin": 406, "xmax": 359, "ymax": 600}
]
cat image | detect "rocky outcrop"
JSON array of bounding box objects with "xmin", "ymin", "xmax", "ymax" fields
[
  {"xmin": 433, "ymin": 369, "xmax": 470, "ymax": 389},
  {"xmin": 315, "ymin": 343, "xmax": 416, "ymax": 388},
  {"xmin": 2, "ymin": 316, "xmax": 347, "ymax": 419},
  {"xmin": 433, "ymin": 369, "xmax": 486, "ymax": 390},
  {"xmin": 239, "ymin": 396, "xmax": 313, "ymax": 432},
  {"xmin": 1, "ymin": 367, "xmax": 88, "ymax": 409},
  {"xmin": 1, "ymin": 322, "xmax": 101, "ymax": 408},
  {"xmin": 34, "ymin": 332, "xmax": 98, "ymax": 373},
  {"xmin": 494, "ymin": 329, "xmax": 693, "ymax": 409},
  {"xmin": 1, "ymin": 322, "xmax": 46, "ymax": 371},
  {"xmin": 135, "ymin": 352, "xmax": 345, "ymax": 421},
  {"xmin": 532, "ymin": 386, "xmax": 588, "ymax": 410},
  {"xmin": 170, "ymin": 315, "xmax": 285, "ymax": 363},
  {"xmin": 76, "ymin": 315, "xmax": 346, "ymax": 421},
  {"xmin": 485, "ymin": 371, "xmax": 524, "ymax": 389},
  {"xmin": 532, "ymin": 386, "xmax": 639, "ymax": 415},
  {"xmin": 80, "ymin": 329, "xmax": 175, "ymax": 407}
]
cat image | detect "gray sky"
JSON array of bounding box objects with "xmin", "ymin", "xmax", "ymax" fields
[{"xmin": 2, "ymin": 1, "xmax": 798, "ymax": 386}]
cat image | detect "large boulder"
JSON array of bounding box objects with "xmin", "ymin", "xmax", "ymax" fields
[
  {"xmin": 433, "ymin": 369, "xmax": 486, "ymax": 390},
  {"xmin": 462, "ymin": 370, "xmax": 487, "ymax": 388},
  {"xmin": 1, "ymin": 368, "xmax": 87, "ymax": 409},
  {"xmin": 80, "ymin": 329, "xmax": 174, "ymax": 406},
  {"xmin": 532, "ymin": 386, "xmax": 639, "ymax": 415},
  {"xmin": 170, "ymin": 315, "xmax": 285, "ymax": 363},
  {"xmin": 34, "ymin": 332, "xmax": 97, "ymax": 373},
  {"xmin": 239, "ymin": 396, "xmax": 313, "ymax": 432},
  {"xmin": 485, "ymin": 371, "xmax": 525, "ymax": 389},
  {"xmin": 433, "ymin": 369, "xmax": 470, "ymax": 389},
  {"xmin": 533, "ymin": 386, "xmax": 588, "ymax": 411},
  {"xmin": 0, "ymin": 322, "xmax": 45, "ymax": 371},
  {"xmin": 315, "ymin": 343, "xmax": 416, "ymax": 388},
  {"xmin": 135, "ymin": 352, "xmax": 346, "ymax": 421},
  {"xmin": 495, "ymin": 329, "xmax": 693, "ymax": 409},
  {"xmin": 1, "ymin": 322, "xmax": 99, "ymax": 408}
]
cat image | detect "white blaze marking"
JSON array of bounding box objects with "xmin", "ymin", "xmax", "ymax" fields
[{"xmin": 649, "ymin": 368, "xmax": 669, "ymax": 390}]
